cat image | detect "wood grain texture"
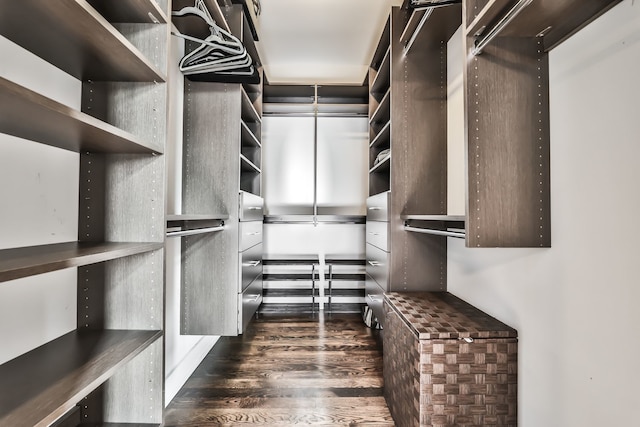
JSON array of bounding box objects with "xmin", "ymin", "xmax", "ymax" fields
[
  {"xmin": 87, "ymin": 0, "xmax": 168, "ymax": 23},
  {"xmin": 0, "ymin": 330, "xmax": 161, "ymax": 427},
  {"xmin": 164, "ymin": 313, "xmax": 393, "ymax": 426},
  {"xmin": 0, "ymin": 0, "xmax": 165, "ymax": 81},
  {"xmin": 0, "ymin": 241, "xmax": 162, "ymax": 283},
  {"xmin": 0, "ymin": 77, "xmax": 159, "ymax": 154},
  {"xmin": 465, "ymin": 36, "xmax": 551, "ymax": 247}
]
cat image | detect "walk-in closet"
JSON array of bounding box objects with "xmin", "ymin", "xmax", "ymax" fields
[{"xmin": 1, "ymin": 0, "xmax": 639, "ymax": 426}]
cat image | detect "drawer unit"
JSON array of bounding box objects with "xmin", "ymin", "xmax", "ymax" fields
[
  {"xmin": 366, "ymin": 191, "xmax": 390, "ymax": 221},
  {"xmin": 383, "ymin": 292, "xmax": 518, "ymax": 427},
  {"xmin": 366, "ymin": 220, "xmax": 389, "ymax": 251},
  {"xmin": 366, "ymin": 242, "xmax": 389, "ymax": 291},
  {"xmin": 239, "ymin": 274, "xmax": 263, "ymax": 333},
  {"xmin": 239, "ymin": 242, "xmax": 262, "ymax": 292},
  {"xmin": 239, "ymin": 191, "xmax": 264, "ymax": 221},
  {"xmin": 239, "ymin": 220, "xmax": 263, "ymax": 251},
  {"xmin": 365, "ymin": 274, "xmax": 385, "ymax": 327}
]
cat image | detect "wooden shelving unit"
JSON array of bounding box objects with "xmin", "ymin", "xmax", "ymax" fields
[
  {"xmin": 0, "ymin": 0, "xmax": 168, "ymax": 424},
  {"xmin": 0, "ymin": 0, "xmax": 166, "ymax": 82},
  {"xmin": 0, "ymin": 77, "xmax": 162, "ymax": 154},
  {"xmin": 0, "ymin": 330, "xmax": 161, "ymax": 427},
  {"xmin": 179, "ymin": 3, "xmax": 264, "ymax": 337},
  {"xmin": 462, "ymin": 0, "xmax": 619, "ymax": 247}
]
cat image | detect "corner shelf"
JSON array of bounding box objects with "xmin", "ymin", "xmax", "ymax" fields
[
  {"xmin": 241, "ymin": 121, "xmax": 262, "ymax": 148},
  {"xmin": 369, "ymin": 89, "xmax": 391, "ymax": 129},
  {"xmin": 0, "ymin": 329, "xmax": 162, "ymax": 427},
  {"xmin": 240, "ymin": 154, "xmax": 261, "ymax": 174},
  {"xmin": 370, "ymin": 121, "xmax": 391, "ymax": 149},
  {"xmin": 241, "ymin": 87, "xmax": 262, "ymax": 125},
  {"xmin": 0, "ymin": 242, "xmax": 164, "ymax": 284},
  {"xmin": 0, "ymin": 0, "xmax": 166, "ymax": 82},
  {"xmin": 0, "ymin": 77, "xmax": 162, "ymax": 154}
]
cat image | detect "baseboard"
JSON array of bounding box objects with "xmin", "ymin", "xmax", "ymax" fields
[{"xmin": 164, "ymin": 336, "xmax": 218, "ymax": 407}]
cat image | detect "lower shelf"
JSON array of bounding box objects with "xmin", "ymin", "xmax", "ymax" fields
[{"xmin": 0, "ymin": 329, "xmax": 162, "ymax": 427}]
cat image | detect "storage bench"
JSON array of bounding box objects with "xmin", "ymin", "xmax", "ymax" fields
[{"xmin": 383, "ymin": 292, "xmax": 518, "ymax": 426}]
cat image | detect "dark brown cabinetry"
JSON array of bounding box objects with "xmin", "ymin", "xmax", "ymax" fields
[
  {"xmin": 0, "ymin": 0, "xmax": 169, "ymax": 424},
  {"xmin": 177, "ymin": 3, "xmax": 264, "ymax": 336}
]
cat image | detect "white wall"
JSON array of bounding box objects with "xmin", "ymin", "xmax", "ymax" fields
[
  {"xmin": 447, "ymin": 2, "xmax": 640, "ymax": 425},
  {"xmin": 0, "ymin": 36, "xmax": 80, "ymax": 365},
  {"xmin": 164, "ymin": 32, "xmax": 218, "ymax": 406}
]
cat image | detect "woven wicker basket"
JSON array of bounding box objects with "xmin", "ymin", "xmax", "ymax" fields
[{"xmin": 383, "ymin": 292, "xmax": 518, "ymax": 427}]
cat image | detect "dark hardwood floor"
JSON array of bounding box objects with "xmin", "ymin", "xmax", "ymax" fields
[{"xmin": 164, "ymin": 312, "xmax": 394, "ymax": 426}]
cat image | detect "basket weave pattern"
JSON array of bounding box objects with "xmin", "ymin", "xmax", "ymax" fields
[{"xmin": 384, "ymin": 292, "xmax": 518, "ymax": 426}]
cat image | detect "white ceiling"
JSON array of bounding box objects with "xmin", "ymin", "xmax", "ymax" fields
[{"xmin": 255, "ymin": 0, "xmax": 403, "ymax": 85}]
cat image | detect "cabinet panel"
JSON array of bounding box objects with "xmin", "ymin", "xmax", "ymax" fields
[
  {"xmin": 366, "ymin": 243, "xmax": 389, "ymax": 291},
  {"xmin": 239, "ymin": 220, "xmax": 263, "ymax": 252},
  {"xmin": 365, "ymin": 274, "xmax": 385, "ymax": 327},
  {"xmin": 366, "ymin": 191, "xmax": 390, "ymax": 221},
  {"xmin": 239, "ymin": 275, "xmax": 262, "ymax": 333},
  {"xmin": 239, "ymin": 242, "xmax": 262, "ymax": 292},
  {"xmin": 366, "ymin": 221, "xmax": 389, "ymax": 251}
]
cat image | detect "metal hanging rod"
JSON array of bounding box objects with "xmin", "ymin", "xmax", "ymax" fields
[
  {"xmin": 410, "ymin": 0, "xmax": 462, "ymax": 10},
  {"xmin": 166, "ymin": 226, "xmax": 225, "ymax": 238},
  {"xmin": 404, "ymin": 9, "xmax": 433, "ymax": 54},
  {"xmin": 404, "ymin": 225, "xmax": 466, "ymax": 239},
  {"xmin": 472, "ymin": 0, "xmax": 533, "ymax": 56}
]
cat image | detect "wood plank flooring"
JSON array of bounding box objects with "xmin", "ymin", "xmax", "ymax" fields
[{"xmin": 164, "ymin": 312, "xmax": 394, "ymax": 426}]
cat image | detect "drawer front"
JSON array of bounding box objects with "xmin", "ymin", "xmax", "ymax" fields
[
  {"xmin": 239, "ymin": 191, "xmax": 264, "ymax": 221},
  {"xmin": 365, "ymin": 274, "xmax": 386, "ymax": 327},
  {"xmin": 366, "ymin": 243, "xmax": 389, "ymax": 291},
  {"xmin": 239, "ymin": 275, "xmax": 262, "ymax": 333},
  {"xmin": 239, "ymin": 220, "xmax": 263, "ymax": 252},
  {"xmin": 240, "ymin": 243, "xmax": 262, "ymax": 292},
  {"xmin": 366, "ymin": 191, "xmax": 390, "ymax": 221},
  {"xmin": 366, "ymin": 221, "xmax": 389, "ymax": 251}
]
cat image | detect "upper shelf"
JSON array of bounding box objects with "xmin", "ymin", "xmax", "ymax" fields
[
  {"xmin": 466, "ymin": 0, "xmax": 621, "ymax": 52},
  {"xmin": 370, "ymin": 48, "xmax": 391, "ymax": 100},
  {"xmin": 87, "ymin": 0, "xmax": 168, "ymax": 23},
  {"xmin": 0, "ymin": 329, "xmax": 161, "ymax": 427},
  {"xmin": 241, "ymin": 121, "xmax": 262, "ymax": 148},
  {"xmin": 0, "ymin": 0, "xmax": 166, "ymax": 82},
  {"xmin": 371, "ymin": 16, "xmax": 391, "ymax": 69},
  {"xmin": 0, "ymin": 77, "xmax": 163, "ymax": 154},
  {"xmin": 172, "ymin": 0, "xmax": 231, "ymax": 37},
  {"xmin": 0, "ymin": 241, "xmax": 163, "ymax": 283},
  {"xmin": 241, "ymin": 87, "xmax": 262, "ymax": 124}
]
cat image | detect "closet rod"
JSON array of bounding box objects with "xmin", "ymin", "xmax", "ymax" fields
[
  {"xmin": 404, "ymin": 9, "xmax": 433, "ymax": 54},
  {"xmin": 472, "ymin": 0, "xmax": 533, "ymax": 56},
  {"xmin": 166, "ymin": 226, "xmax": 224, "ymax": 238},
  {"xmin": 404, "ymin": 225, "xmax": 465, "ymax": 239},
  {"xmin": 410, "ymin": 0, "xmax": 461, "ymax": 10}
]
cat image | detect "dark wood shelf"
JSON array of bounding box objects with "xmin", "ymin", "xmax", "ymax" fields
[
  {"xmin": 240, "ymin": 154, "xmax": 261, "ymax": 174},
  {"xmin": 0, "ymin": 77, "xmax": 162, "ymax": 154},
  {"xmin": 369, "ymin": 89, "xmax": 391, "ymax": 126},
  {"xmin": 87, "ymin": 0, "xmax": 168, "ymax": 23},
  {"xmin": 241, "ymin": 120, "xmax": 262, "ymax": 147},
  {"xmin": 241, "ymin": 87, "xmax": 262, "ymax": 124},
  {"xmin": 369, "ymin": 153, "xmax": 391, "ymax": 174},
  {"xmin": 370, "ymin": 121, "xmax": 391, "ymax": 149},
  {"xmin": 370, "ymin": 48, "xmax": 391, "ymax": 101},
  {"xmin": 466, "ymin": 0, "xmax": 621, "ymax": 51},
  {"xmin": 0, "ymin": 329, "xmax": 162, "ymax": 427},
  {"xmin": 172, "ymin": 0, "xmax": 231, "ymax": 38},
  {"xmin": 0, "ymin": 0, "xmax": 166, "ymax": 82},
  {"xmin": 167, "ymin": 214, "xmax": 229, "ymax": 222},
  {"xmin": 401, "ymin": 214, "xmax": 465, "ymax": 222},
  {"xmin": 371, "ymin": 17, "xmax": 391, "ymax": 70},
  {"xmin": 0, "ymin": 241, "xmax": 164, "ymax": 283}
]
